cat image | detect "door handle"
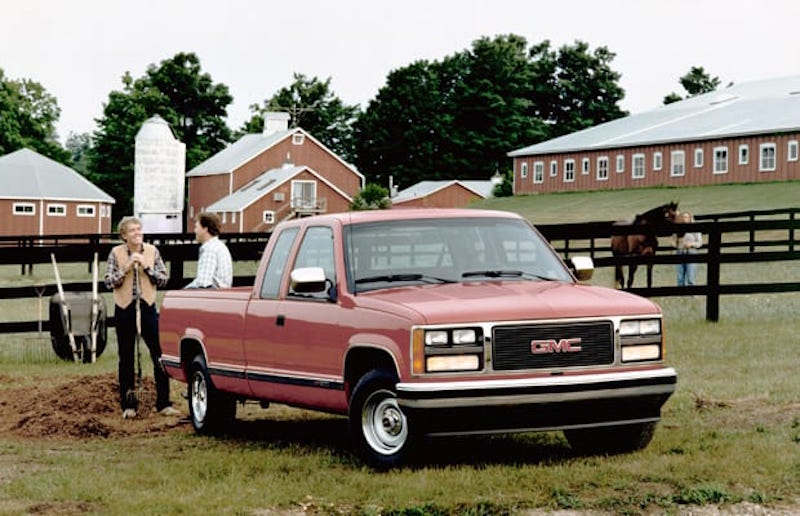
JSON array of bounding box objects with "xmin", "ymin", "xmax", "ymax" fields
[{"xmin": 276, "ymin": 314, "xmax": 285, "ymax": 326}]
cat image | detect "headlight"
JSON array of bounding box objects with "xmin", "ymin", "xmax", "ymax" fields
[
  {"xmin": 620, "ymin": 319, "xmax": 661, "ymax": 336},
  {"xmin": 452, "ymin": 329, "xmax": 476, "ymax": 344},
  {"xmin": 425, "ymin": 330, "xmax": 449, "ymax": 345},
  {"xmin": 620, "ymin": 318, "xmax": 663, "ymax": 363}
]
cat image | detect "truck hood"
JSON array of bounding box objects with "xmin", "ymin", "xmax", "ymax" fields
[{"xmin": 354, "ymin": 280, "xmax": 660, "ymax": 324}]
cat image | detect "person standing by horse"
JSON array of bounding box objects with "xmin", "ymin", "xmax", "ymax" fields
[{"xmin": 671, "ymin": 211, "xmax": 703, "ymax": 286}]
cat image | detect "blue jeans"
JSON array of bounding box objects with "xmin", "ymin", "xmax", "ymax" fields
[{"xmin": 676, "ymin": 249, "xmax": 697, "ymax": 286}]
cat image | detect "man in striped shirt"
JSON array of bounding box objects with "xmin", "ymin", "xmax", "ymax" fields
[{"xmin": 185, "ymin": 212, "xmax": 233, "ymax": 289}]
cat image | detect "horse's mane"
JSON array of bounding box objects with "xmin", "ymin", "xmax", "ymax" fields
[{"xmin": 635, "ymin": 202, "xmax": 678, "ymax": 225}]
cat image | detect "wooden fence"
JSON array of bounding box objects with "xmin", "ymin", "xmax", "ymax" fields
[{"xmin": 1, "ymin": 208, "xmax": 798, "ymax": 337}]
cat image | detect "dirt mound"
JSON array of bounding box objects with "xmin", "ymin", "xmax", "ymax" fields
[{"xmin": 0, "ymin": 372, "xmax": 187, "ymax": 439}]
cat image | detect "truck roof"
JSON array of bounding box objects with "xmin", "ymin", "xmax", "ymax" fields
[{"xmin": 277, "ymin": 208, "xmax": 524, "ymax": 228}]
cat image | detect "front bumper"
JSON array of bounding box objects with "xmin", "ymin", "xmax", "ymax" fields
[{"xmin": 396, "ymin": 368, "xmax": 676, "ymax": 436}]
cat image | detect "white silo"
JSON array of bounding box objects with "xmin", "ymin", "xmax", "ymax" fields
[{"xmin": 134, "ymin": 115, "xmax": 186, "ymax": 233}]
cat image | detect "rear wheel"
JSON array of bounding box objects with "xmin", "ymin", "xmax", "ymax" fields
[
  {"xmin": 188, "ymin": 354, "xmax": 236, "ymax": 435},
  {"xmin": 348, "ymin": 369, "xmax": 412, "ymax": 469},
  {"xmin": 564, "ymin": 422, "xmax": 657, "ymax": 455}
]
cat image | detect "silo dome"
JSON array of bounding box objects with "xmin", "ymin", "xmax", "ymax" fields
[{"xmin": 136, "ymin": 115, "xmax": 178, "ymax": 142}]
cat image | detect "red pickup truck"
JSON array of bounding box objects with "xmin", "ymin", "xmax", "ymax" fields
[{"xmin": 159, "ymin": 208, "xmax": 676, "ymax": 468}]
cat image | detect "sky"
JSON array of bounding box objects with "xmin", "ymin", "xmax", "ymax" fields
[{"xmin": 2, "ymin": 0, "xmax": 800, "ymax": 145}]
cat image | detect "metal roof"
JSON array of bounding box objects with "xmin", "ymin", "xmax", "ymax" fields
[
  {"xmin": 393, "ymin": 180, "xmax": 494, "ymax": 203},
  {"xmin": 0, "ymin": 148, "xmax": 114, "ymax": 203},
  {"xmin": 509, "ymin": 75, "xmax": 800, "ymax": 157},
  {"xmin": 186, "ymin": 130, "xmax": 294, "ymax": 177}
]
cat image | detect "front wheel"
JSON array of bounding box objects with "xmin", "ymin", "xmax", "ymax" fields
[
  {"xmin": 188, "ymin": 354, "xmax": 236, "ymax": 435},
  {"xmin": 348, "ymin": 369, "xmax": 412, "ymax": 469},
  {"xmin": 564, "ymin": 421, "xmax": 657, "ymax": 455}
]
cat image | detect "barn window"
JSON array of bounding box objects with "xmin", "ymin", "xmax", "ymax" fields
[
  {"xmin": 596, "ymin": 157, "xmax": 609, "ymax": 181},
  {"xmin": 13, "ymin": 202, "xmax": 35, "ymax": 216},
  {"xmin": 759, "ymin": 143, "xmax": 776, "ymax": 171},
  {"xmin": 616, "ymin": 155, "xmax": 624, "ymax": 173},
  {"xmin": 47, "ymin": 204, "xmax": 66, "ymax": 216},
  {"xmin": 77, "ymin": 205, "xmax": 95, "ymax": 217},
  {"xmin": 550, "ymin": 160, "xmax": 558, "ymax": 177},
  {"xmin": 292, "ymin": 133, "xmax": 305, "ymax": 145},
  {"xmin": 563, "ymin": 160, "xmax": 575, "ymax": 182},
  {"xmin": 653, "ymin": 152, "xmax": 663, "ymax": 171},
  {"xmin": 713, "ymin": 147, "xmax": 728, "ymax": 174},
  {"xmin": 788, "ymin": 140, "xmax": 798, "ymax": 161},
  {"xmin": 582, "ymin": 158, "xmax": 590, "ymax": 175},
  {"xmin": 739, "ymin": 145, "xmax": 749, "ymax": 165},
  {"xmin": 694, "ymin": 149, "xmax": 703, "ymax": 168},
  {"xmin": 520, "ymin": 162, "xmax": 528, "ymax": 179},
  {"xmin": 671, "ymin": 151, "xmax": 685, "ymax": 177},
  {"xmin": 632, "ymin": 154, "xmax": 645, "ymax": 179},
  {"xmin": 533, "ymin": 162, "xmax": 544, "ymax": 183}
]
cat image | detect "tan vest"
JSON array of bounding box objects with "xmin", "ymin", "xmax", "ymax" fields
[{"xmin": 112, "ymin": 243, "xmax": 157, "ymax": 308}]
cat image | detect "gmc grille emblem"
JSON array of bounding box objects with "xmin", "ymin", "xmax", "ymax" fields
[{"xmin": 531, "ymin": 338, "xmax": 583, "ymax": 354}]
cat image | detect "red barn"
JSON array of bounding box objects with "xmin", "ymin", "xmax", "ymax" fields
[
  {"xmin": 0, "ymin": 148, "xmax": 114, "ymax": 236},
  {"xmin": 509, "ymin": 76, "xmax": 800, "ymax": 194}
]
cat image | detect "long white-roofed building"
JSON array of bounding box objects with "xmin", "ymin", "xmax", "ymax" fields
[
  {"xmin": 509, "ymin": 75, "xmax": 800, "ymax": 194},
  {"xmin": 0, "ymin": 148, "xmax": 114, "ymax": 236}
]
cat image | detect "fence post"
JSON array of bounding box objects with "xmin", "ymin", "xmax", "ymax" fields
[{"xmin": 705, "ymin": 226, "xmax": 721, "ymax": 322}]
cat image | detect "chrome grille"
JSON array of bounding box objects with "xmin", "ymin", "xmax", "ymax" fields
[{"xmin": 492, "ymin": 321, "xmax": 614, "ymax": 370}]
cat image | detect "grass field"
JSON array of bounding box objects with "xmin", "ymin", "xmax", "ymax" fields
[{"xmin": 1, "ymin": 182, "xmax": 799, "ymax": 515}]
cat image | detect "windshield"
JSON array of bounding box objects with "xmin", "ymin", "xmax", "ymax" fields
[{"xmin": 344, "ymin": 217, "xmax": 572, "ymax": 293}]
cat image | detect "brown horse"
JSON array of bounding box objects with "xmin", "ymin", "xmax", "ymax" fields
[{"xmin": 611, "ymin": 202, "xmax": 679, "ymax": 289}]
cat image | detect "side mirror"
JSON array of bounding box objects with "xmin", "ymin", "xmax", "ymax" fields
[
  {"xmin": 567, "ymin": 256, "xmax": 594, "ymax": 282},
  {"xmin": 290, "ymin": 267, "xmax": 327, "ymax": 293}
]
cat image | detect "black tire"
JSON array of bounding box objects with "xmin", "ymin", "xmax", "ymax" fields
[
  {"xmin": 188, "ymin": 354, "xmax": 236, "ymax": 435},
  {"xmin": 564, "ymin": 421, "xmax": 657, "ymax": 455},
  {"xmin": 348, "ymin": 369, "xmax": 412, "ymax": 469}
]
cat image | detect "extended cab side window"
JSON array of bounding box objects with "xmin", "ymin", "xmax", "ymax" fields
[
  {"xmin": 259, "ymin": 227, "xmax": 299, "ymax": 299},
  {"xmin": 289, "ymin": 226, "xmax": 335, "ymax": 300}
]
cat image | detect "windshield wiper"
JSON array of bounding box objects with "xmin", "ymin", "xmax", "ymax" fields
[
  {"xmin": 461, "ymin": 270, "xmax": 555, "ymax": 281},
  {"xmin": 355, "ymin": 273, "xmax": 455, "ymax": 285}
]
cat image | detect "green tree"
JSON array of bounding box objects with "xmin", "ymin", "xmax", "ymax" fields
[
  {"xmin": 349, "ymin": 183, "xmax": 390, "ymax": 210},
  {"xmin": 240, "ymin": 73, "xmax": 360, "ymax": 162},
  {"xmin": 353, "ymin": 35, "xmax": 626, "ymax": 187},
  {"xmin": 663, "ymin": 66, "xmax": 722, "ymax": 104},
  {"xmin": 0, "ymin": 68, "xmax": 69, "ymax": 163},
  {"xmin": 528, "ymin": 40, "xmax": 627, "ymax": 137},
  {"xmin": 88, "ymin": 52, "xmax": 233, "ymax": 218},
  {"xmin": 65, "ymin": 132, "xmax": 92, "ymax": 176}
]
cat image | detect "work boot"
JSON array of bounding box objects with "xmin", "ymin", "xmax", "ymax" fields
[{"xmin": 159, "ymin": 406, "xmax": 181, "ymax": 417}]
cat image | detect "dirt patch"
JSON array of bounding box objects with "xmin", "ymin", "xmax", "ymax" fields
[{"xmin": 0, "ymin": 372, "xmax": 187, "ymax": 439}]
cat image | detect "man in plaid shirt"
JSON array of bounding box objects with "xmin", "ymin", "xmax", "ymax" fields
[{"xmin": 185, "ymin": 212, "xmax": 233, "ymax": 289}]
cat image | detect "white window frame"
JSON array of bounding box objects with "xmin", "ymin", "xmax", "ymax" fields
[
  {"xmin": 13, "ymin": 202, "xmax": 35, "ymax": 216},
  {"xmin": 788, "ymin": 140, "xmax": 799, "ymax": 161},
  {"xmin": 581, "ymin": 157, "xmax": 590, "ymax": 175},
  {"xmin": 563, "ymin": 159, "xmax": 575, "ymax": 182},
  {"xmin": 760, "ymin": 143, "xmax": 777, "ymax": 171},
  {"xmin": 616, "ymin": 154, "xmax": 624, "ymax": 173},
  {"xmin": 713, "ymin": 146, "xmax": 729, "ymax": 174},
  {"xmin": 77, "ymin": 205, "xmax": 96, "ymax": 217},
  {"xmin": 694, "ymin": 148, "xmax": 703, "ymax": 168},
  {"xmin": 520, "ymin": 162, "xmax": 528, "ymax": 179},
  {"xmin": 596, "ymin": 156, "xmax": 609, "ymax": 181},
  {"xmin": 291, "ymin": 180, "xmax": 317, "ymax": 209},
  {"xmin": 533, "ymin": 161, "xmax": 544, "ymax": 184},
  {"xmin": 232, "ymin": 212, "xmax": 237, "ymax": 224},
  {"xmin": 47, "ymin": 203, "xmax": 67, "ymax": 216},
  {"xmin": 632, "ymin": 154, "xmax": 645, "ymax": 179},
  {"xmin": 739, "ymin": 144, "xmax": 749, "ymax": 165},
  {"xmin": 292, "ymin": 133, "xmax": 305, "ymax": 145},
  {"xmin": 263, "ymin": 210, "xmax": 275, "ymax": 224},
  {"xmin": 550, "ymin": 160, "xmax": 558, "ymax": 177},
  {"xmin": 100, "ymin": 205, "xmax": 111, "ymax": 218},
  {"xmin": 670, "ymin": 150, "xmax": 685, "ymax": 177},
  {"xmin": 652, "ymin": 152, "xmax": 662, "ymax": 171}
]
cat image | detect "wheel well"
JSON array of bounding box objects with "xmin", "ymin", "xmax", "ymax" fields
[
  {"xmin": 180, "ymin": 338, "xmax": 204, "ymax": 377},
  {"xmin": 344, "ymin": 347, "xmax": 398, "ymax": 397}
]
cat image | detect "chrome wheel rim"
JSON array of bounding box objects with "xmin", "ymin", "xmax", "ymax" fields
[
  {"xmin": 361, "ymin": 389, "xmax": 407, "ymax": 455},
  {"xmin": 191, "ymin": 371, "xmax": 208, "ymax": 424}
]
